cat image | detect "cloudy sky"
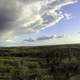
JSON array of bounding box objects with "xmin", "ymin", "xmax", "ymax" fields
[{"xmin": 0, "ymin": 0, "xmax": 80, "ymax": 46}]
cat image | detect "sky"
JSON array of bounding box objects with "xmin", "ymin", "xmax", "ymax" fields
[{"xmin": 0, "ymin": 0, "xmax": 80, "ymax": 46}]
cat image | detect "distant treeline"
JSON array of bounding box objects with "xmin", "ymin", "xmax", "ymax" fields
[{"xmin": 0, "ymin": 44, "xmax": 80, "ymax": 58}]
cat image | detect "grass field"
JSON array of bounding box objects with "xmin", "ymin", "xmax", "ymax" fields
[{"xmin": 0, "ymin": 44, "xmax": 80, "ymax": 80}]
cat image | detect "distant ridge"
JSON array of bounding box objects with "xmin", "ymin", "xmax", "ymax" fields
[{"xmin": 1, "ymin": 43, "xmax": 80, "ymax": 48}]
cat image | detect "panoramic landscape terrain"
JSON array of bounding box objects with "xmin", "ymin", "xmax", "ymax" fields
[
  {"xmin": 0, "ymin": 44, "xmax": 80, "ymax": 80},
  {"xmin": 0, "ymin": 0, "xmax": 79, "ymax": 80}
]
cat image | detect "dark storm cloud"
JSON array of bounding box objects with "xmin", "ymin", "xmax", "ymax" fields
[
  {"xmin": 0, "ymin": 0, "xmax": 20, "ymax": 35},
  {"xmin": 0, "ymin": 9, "xmax": 14, "ymax": 32}
]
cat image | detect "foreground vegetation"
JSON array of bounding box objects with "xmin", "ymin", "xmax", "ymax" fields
[{"xmin": 0, "ymin": 44, "xmax": 80, "ymax": 80}]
